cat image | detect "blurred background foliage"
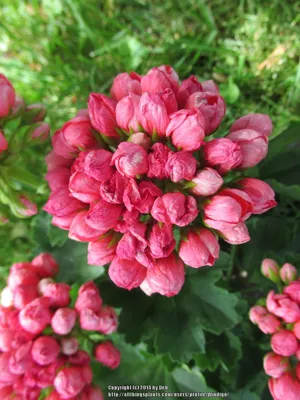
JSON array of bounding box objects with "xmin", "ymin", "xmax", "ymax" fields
[{"xmin": 0, "ymin": 1, "xmax": 300, "ymax": 398}]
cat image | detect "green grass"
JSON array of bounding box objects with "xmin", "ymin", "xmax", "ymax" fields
[{"xmin": 1, "ymin": 0, "xmax": 299, "ymax": 133}]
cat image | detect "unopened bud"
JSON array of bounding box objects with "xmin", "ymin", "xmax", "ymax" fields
[
  {"xmin": 280, "ymin": 263, "xmax": 298, "ymax": 284},
  {"xmin": 261, "ymin": 258, "xmax": 280, "ymax": 283},
  {"xmin": 23, "ymin": 103, "xmax": 47, "ymax": 123},
  {"xmin": 30, "ymin": 122, "xmax": 50, "ymax": 143}
]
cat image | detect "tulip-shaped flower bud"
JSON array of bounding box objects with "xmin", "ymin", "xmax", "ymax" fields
[
  {"xmin": 17, "ymin": 196, "xmax": 38, "ymax": 217},
  {"xmin": 0, "ymin": 74, "xmax": 16, "ymax": 118},
  {"xmin": 271, "ymin": 330, "xmax": 298, "ymax": 356},
  {"xmin": 13, "ymin": 284, "xmax": 39, "ymax": 310},
  {"xmin": 138, "ymin": 89, "xmax": 177, "ymax": 137},
  {"xmin": 179, "ymin": 228, "xmax": 220, "ymax": 268},
  {"xmin": 61, "ymin": 338, "xmax": 79, "ymax": 356},
  {"xmin": 165, "ymin": 151, "xmax": 197, "ymax": 182},
  {"xmin": 283, "ymin": 281, "xmax": 300, "ymax": 303},
  {"xmin": 116, "ymin": 93, "xmax": 140, "ymax": 132},
  {"xmin": 190, "ymin": 168, "xmax": 223, "ymax": 196},
  {"xmin": 100, "ymin": 171, "xmax": 129, "ymax": 204},
  {"xmin": 230, "ymin": 113, "xmax": 273, "ymax": 137},
  {"xmin": 296, "ymin": 363, "xmax": 300, "ymax": 382},
  {"xmin": 69, "ymin": 172, "xmax": 101, "ymax": 204},
  {"xmin": 9, "ymin": 341, "xmax": 33, "ymax": 376},
  {"xmin": 43, "ymin": 188, "xmax": 84, "ymax": 217},
  {"xmin": 108, "ymin": 256, "xmax": 147, "ymax": 290},
  {"xmin": 141, "ymin": 65, "xmax": 179, "ymax": 93},
  {"xmin": 44, "ymin": 283, "xmax": 71, "ymax": 308},
  {"xmin": 110, "ymin": 72, "xmax": 142, "ymax": 101},
  {"xmin": 269, "ymin": 372, "xmax": 300, "ymax": 400},
  {"xmin": 79, "ymin": 308, "xmax": 101, "ymax": 331},
  {"xmin": 203, "ymin": 138, "xmax": 242, "ymax": 174},
  {"xmin": 203, "ymin": 189, "xmax": 252, "ymax": 232},
  {"xmin": 111, "ymin": 142, "xmax": 148, "ymax": 178},
  {"xmin": 19, "ymin": 298, "xmax": 52, "ymax": 335},
  {"xmin": 280, "ymin": 263, "xmax": 298, "ymax": 284},
  {"xmin": 266, "ymin": 290, "xmax": 300, "ymax": 323},
  {"xmin": 166, "ymin": 109, "xmax": 205, "ymax": 151},
  {"xmin": 176, "ymin": 76, "xmax": 202, "ymax": 108},
  {"xmin": 51, "ymin": 307, "xmax": 77, "ymax": 335},
  {"xmin": 237, "ymin": 178, "xmax": 277, "ymax": 215},
  {"xmin": 123, "ymin": 180, "xmax": 162, "ymax": 213},
  {"xmin": 85, "ymin": 199, "xmax": 123, "ymax": 233},
  {"xmin": 128, "ymin": 132, "xmax": 151, "ymax": 150},
  {"xmin": 220, "ymin": 222, "xmax": 250, "ymax": 245},
  {"xmin": 30, "ymin": 122, "xmax": 50, "ymax": 143},
  {"xmin": 75, "ymin": 282, "xmax": 103, "ymax": 313},
  {"xmin": 185, "ymin": 90, "xmax": 226, "ymax": 135},
  {"xmin": 88, "ymin": 234, "xmax": 118, "ymax": 266},
  {"xmin": 54, "ymin": 366, "xmax": 86, "ymax": 398},
  {"xmin": 226, "ymin": 128, "xmax": 268, "ymax": 168},
  {"xmin": 85, "ymin": 387, "xmax": 105, "ymax": 400},
  {"xmin": 97, "ymin": 306, "xmax": 118, "ymax": 335},
  {"xmin": 258, "ymin": 314, "xmax": 282, "ymax": 334},
  {"xmin": 88, "ymin": 93, "xmax": 119, "ymax": 138},
  {"xmin": 293, "ymin": 320, "xmax": 300, "ymax": 340},
  {"xmin": 62, "ymin": 117, "xmax": 97, "ymax": 152},
  {"xmin": 84, "ymin": 149, "xmax": 114, "ymax": 182},
  {"xmin": 32, "ymin": 253, "xmax": 59, "ymax": 278},
  {"xmin": 0, "ymin": 131, "xmax": 8, "ymax": 153},
  {"xmin": 201, "ymin": 80, "xmax": 220, "ymax": 94},
  {"xmin": 147, "ymin": 142, "xmax": 171, "ymax": 179},
  {"xmin": 31, "ymin": 336, "xmax": 60, "ymax": 366},
  {"xmin": 263, "ymin": 353, "xmax": 289, "ymax": 378},
  {"xmin": 25, "ymin": 103, "xmax": 47, "ymax": 122},
  {"xmin": 68, "ymin": 210, "xmax": 105, "ymax": 242},
  {"xmin": 95, "ymin": 341, "xmax": 121, "ymax": 369},
  {"xmin": 8, "ymin": 266, "xmax": 39, "ymax": 290},
  {"xmin": 149, "ymin": 223, "xmax": 176, "ymax": 259},
  {"xmin": 261, "ymin": 259, "xmax": 280, "ymax": 283},
  {"xmin": 249, "ymin": 305, "xmax": 268, "ymax": 325},
  {"xmin": 151, "ymin": 193, "xmax": 198, "ymax": 227},
  {"xmin": 146, "ymin": 253, "xmax": 185, "ymax": 297}
]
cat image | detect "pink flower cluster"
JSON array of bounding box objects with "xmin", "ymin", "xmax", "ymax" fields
[
  {"xmin": 44, "ymin": 64, "xmax": 277, "ymax": 296},
  {"xmin": 0, "ymin": 253, "xmax": 121, "ymax": 399},
  {"xmin": 250, "ymin": 259, "xmax": 300, "ymax": 400}
]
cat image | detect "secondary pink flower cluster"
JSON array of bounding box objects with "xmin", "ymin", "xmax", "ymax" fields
[
  {"xmin": 0, "ymin": 73, "xmax": 50, "ymax": 220},
  {"xmin": 44, "ymin": 64, "xmax": 277, "ymax": 297},
  {"xmin": 0, "ymin": 253, "xmax": 121, "ymax": 399},
  {"xmin": 250, "ymin": 259, "xmax": 300, "ymax": 400}
]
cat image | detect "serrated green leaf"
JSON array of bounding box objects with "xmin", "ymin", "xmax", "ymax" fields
[
  {"xmin": 93, "ymin": 335, "xmax": 216, "ymax": 396},
  {"xmin": 100, "ymin": 262, "xmax": 239, "ymax": 363},
  {"xmin": 195, "ymin": 331, "xmax": 242, "ymax": 373}
]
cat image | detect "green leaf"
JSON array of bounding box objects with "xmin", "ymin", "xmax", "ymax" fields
[
  {"xmin": 93, "ymin": 335, "xmax": 215, "ymax": 396},
  {"xmin": 100, "ymin": 263, "xmax": 239, "ymax": 363},
  {"xmin": 259, "ymin": 122, "xmax": 300, "ymax": 185},
  {"xmin": 229, "ymin": 390, "xmax": 260, "ymax": 400},
  {"xmin": 195, "ymin": 331, "xmax": 242, "ymax": 373},
  {"xmin": 48, "ymin": 224, "xmax": 69, "ymax": 247},
  {"xmin": 266, "ymin": 179, "xmax": 300, "ymax": 201}
]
